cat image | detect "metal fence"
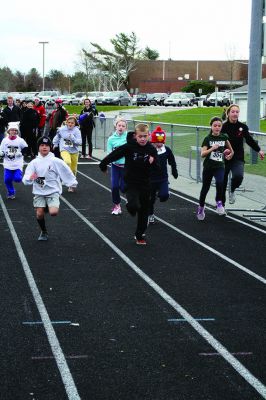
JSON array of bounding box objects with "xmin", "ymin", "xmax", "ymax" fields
[{"xmin": 93, "ymin": 115, "xmax": 266, "ymax": 183}]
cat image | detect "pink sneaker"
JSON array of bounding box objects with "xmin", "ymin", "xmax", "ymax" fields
[{"xmin": 111, "ymin": 204, "xmax": 122, "ymax": 215}]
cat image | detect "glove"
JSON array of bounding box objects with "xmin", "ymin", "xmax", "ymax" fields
[{"xmin": 172, "ymin": 169, "xmax": 178, "ymax": 179}]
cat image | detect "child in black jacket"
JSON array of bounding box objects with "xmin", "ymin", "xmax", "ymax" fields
[
  {"xmin": 99, "ymin": 123, "xmax": 159, "ymax": 245},
  {"xmin": 148, "ymin": 126, "xmax": 178, "ymax": 224}
]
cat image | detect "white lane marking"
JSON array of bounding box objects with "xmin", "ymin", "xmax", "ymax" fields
[
  {"xmin": 0, "ymin": 196, "xmax": 81, "ymax": 400},
  {"xmin": 169, "ymin": 191, "xmax": 266, "ymax": 234},
  {"xmin": 61, "ymin": 195, "xmax": 266, "ymax": 398},
  {"xmin": 77, "ymin": 171, "xmax": 266, "ymax": 285}
]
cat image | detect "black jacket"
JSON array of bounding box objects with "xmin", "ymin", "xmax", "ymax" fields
[
  {"xmin": 2, "ymin": 105, "xmax": 21, "ymax": 126},
  {"xmin": 79, "ymin": 106, "xmax": 98, "ymax": 129},
  {"xmin": 221, "ymin": 120, "xmax": 260, "ymax": 162},
  {"xmin": 99, "ymin": 140, "xmax": 159, "ymax": 186},
  {"xmin": 20, "ymin": 108, "xmax": 39, "ymax": 137}
]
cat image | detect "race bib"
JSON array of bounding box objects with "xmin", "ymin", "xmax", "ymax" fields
[
  {"xmin": 210, "ymin": 151, "xmax": 223, "ymax": 162},
  {"xmin": 64, "ymin": 139, "xmax": 73, "ymax": 147},
  {"xmin": 35, "ymin": 177, "xmax": 46, "ymax": 188}
]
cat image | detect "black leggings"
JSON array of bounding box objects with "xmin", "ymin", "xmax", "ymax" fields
[
  {"xmin": 199, "ymin": 167, "xmax": 225, "ymax": 207},
  {"xmin": 126, "ymin": 184, "xmax": 150, "ymax": 239},
  {"xmin": 222, "ymin": 160, "xmax": 244, "ymax": 205},
  {"xmin": 81, "ymin": 127, "xmax": 93, "ymax": 156}
]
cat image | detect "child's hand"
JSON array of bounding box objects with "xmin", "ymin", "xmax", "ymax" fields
[
  {"xmin": 149, "ymin": 156, "xmax": 154, "ymax": 164},
  {"xmin": 212, "ymin": 144, "xmax": 219, "ymax": 150},
  {"xmin": 259, "ymin": 150, "xmax": 264, "ymax": 160},
  {"xmin": 30, "ymin": 173, "xmax": 38, "ymax": 181}
]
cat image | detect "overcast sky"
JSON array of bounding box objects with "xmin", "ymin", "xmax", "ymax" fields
[{"xmin": 1, "ymin": 0, "xmax": 252, "ymax": 76}]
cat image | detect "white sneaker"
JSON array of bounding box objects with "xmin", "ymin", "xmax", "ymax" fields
[
  {"xmin": 111, "ymin": 204, "xmax": 122, "ymax": 215},
  {"xmin": 197, "ymin": 206, "xmax": 205, "ymax": 220},
  {"xmin": 148, "ymin": 214, "xmax": 155, "ymax": 224},
  {"xmin": 229, "ymin": 191, "xmax": 236, "ymax": 204},
  {"xmin": 216, "ymin": 201, "xmax": 226, "ymax": 215}
]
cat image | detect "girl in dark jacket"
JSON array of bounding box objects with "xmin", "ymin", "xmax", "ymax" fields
[
  {"xmin": 79, "ymin": 98, "xmax": 98, "ymax": 159},
  {"xmin": 221, "ymin": 104, "xmax": 264, "ymax": 205}
]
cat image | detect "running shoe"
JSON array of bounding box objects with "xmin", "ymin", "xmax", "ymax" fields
[
  {"xmin": 196, "ymin": 206, "xmax": 205, "ymax": 221},
  {"xmin": 148, "ymin": 214, "xmax": 155, "ymax": 224},
  {"xmin": 38, "ymin": 231, "xmax": 48, "ymax": 241},
  {"xmin": 7, "ymin": 194, "xmax": 15, "ymax": 199},
  {"xmin": 136, "ymin": 238, "xmax": 147, "ymax": 245},
  {"xmin": 111, "ymin": 204, "xmax": 122, "ymax": 215},
  {"xmin": 68, "ymin": 187, "xmax": 75, "ymax": 192},
  {"xmin": 216, "ymin": 201, "xmax": 226, "ymax": 215},
  {"xmin": 80, "ymin": 155, "xmax": 85, "ymax": 159},
  {"xmin": 229, "ymin": 191, "xmax": 236, "ymax": 204}
]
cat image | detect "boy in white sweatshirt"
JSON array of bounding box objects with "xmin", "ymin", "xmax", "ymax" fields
[{"xmin": 23, "ymin": 136, "xmax": 78, "ymax": 241}]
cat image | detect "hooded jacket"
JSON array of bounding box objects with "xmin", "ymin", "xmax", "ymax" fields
[
  {"xmin": 99, "ymin": 140, "xmax": 159, "ymax": 186},
  {"xmin": 23, "ymin": 152, "xmax": 77, "ymax": 195},
  {"xmin": 53, "ymin": 125, "xmax": 82, "ymax": 154}
]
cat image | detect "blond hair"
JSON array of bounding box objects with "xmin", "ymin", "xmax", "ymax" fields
[
  {"xmin": 226, "ymin": 104, "xmax": 240, "ymax": 117},
  {"xmin": 135, "ymin": 123, "xmax": 149, "ymax": 134},
  {"xmin": 114, "ymin": 116, "xmax": 128, "ymax": 127}
]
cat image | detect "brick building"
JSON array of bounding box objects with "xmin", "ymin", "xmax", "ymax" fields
[{"xmin": 128, "ymin": 60, "xmax": 266, "ymax": 93}]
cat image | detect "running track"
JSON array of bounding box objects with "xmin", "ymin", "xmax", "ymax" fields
[{"xmin": 0, "ymin": 159, "xmax": 265, "ymax": 400}]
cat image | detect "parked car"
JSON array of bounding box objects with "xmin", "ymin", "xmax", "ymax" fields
[
  {"xmin": 164, "ymin": 92, "xmax": 190, "ymax": 107},
  {"xmin": 38, "ymin": 90, "xmax": 60, "ymax": 102},
  {"xmin": 132, "ymin": 94, "xmax": 137, "ymax": 105},
  {"xmin": 61, "ymin": 95, "xmax": 80, "ymax": 105},
  {"xmin": 87, "ymin": 91, "xmax": 104, "ymax": 104},
  {"xmin": 152, "ymin": 93, "xmax": 169, "ymax": 106},
  {"xmin": 205, "ymin": 92, "xmax": 231, "ymax": 107},
  {"xmin": 100, "ymin": 91, "xmax": 132, "ymax": 106},
  {"xmin": 72, "ymin": 92, "xmax": 87, "ymax": 105},
  {"xmin": 183, "ymin": 92, "xmax": 196, "ymax": 106},
  {"xmin": 0, "ymin": 91, "xmax": 8, "ymax": 105},
  {"xmin": 191, "ymin": 95, "xmax": 207, "ymax": 106},
  {"xmin": 136, "ymin": 93, "xmax": 157, "ymax": 106}
]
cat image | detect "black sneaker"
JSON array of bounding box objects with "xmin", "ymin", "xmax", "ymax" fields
[{"xmin": 38, "ymin": 231, "xmax": 48, "ymax": 241}]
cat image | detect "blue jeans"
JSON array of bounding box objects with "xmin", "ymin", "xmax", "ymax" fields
[
  {"xmin": 111, "ymin": 164, "xmax": 125, "ymax": 204},
  {"xmin": 149, "ymin": 180, "xmax": 169, "ymax": 215},
  {"xmin": 4, "ymin": 168, "xmax": 23, "ymax": 196}
]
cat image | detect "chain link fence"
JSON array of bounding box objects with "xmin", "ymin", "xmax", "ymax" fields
[{"xmin": 93, "ymin": 115, "xmax": 266, "ymax": 183}]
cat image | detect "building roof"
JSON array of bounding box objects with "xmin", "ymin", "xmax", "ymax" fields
[{"xmin": 232, "ymin": 78, "xmax": 266, "ymax": 93}]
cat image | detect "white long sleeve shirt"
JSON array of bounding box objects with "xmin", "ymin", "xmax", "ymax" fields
[
  {"xmin": 0, "ymin": 136, "xmax": 28, "ymax": 170},
  {"xmin": 22, "ymin": 152, "xmax": 78, "ymax": 195}
]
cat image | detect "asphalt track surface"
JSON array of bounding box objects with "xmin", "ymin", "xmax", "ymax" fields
[{"xmin": 0, "ymin": 158, "xmax": 266, "ymax": 400}]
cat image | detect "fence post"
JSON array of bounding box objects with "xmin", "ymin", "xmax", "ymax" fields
[{"xmin": 196, "ymin": 127, "xmax": 201, "ymax": 183}]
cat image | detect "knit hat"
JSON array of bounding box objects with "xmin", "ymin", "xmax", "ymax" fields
[
  {"xmin": 7, "ymin": 122, "xmax": 20, "ymax": 133},
  {"xmin": 37, "ymin": 136, "xmax": 52, "ymax": 148},
  {"xmin": 150, "ymin": 126, "xmax": 166, "ymax": 143}
]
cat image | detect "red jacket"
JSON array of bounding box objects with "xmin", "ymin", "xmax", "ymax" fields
[{"xmin": 33, "ymin": 103, "xmax": 46, "ymax": 128}]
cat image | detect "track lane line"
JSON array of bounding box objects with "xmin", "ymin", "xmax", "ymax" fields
[
  {"xmin": 77, "ymin": 170, "xmax": 266, "ymax": 285},
  {"xmin": 0, "ymin": 195, "xmax": 81, "ymax": 400},
  {"xmin": 61, "ymin": 195, "xmax": 266, "ymax": 398}
]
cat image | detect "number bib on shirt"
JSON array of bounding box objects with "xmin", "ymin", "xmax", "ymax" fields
[{"xmin": 210, "ymin": 151, "xmax": 223, "ymax": 162}]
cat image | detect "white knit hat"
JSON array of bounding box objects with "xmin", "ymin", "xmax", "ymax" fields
[{"xmin": 7, "ymin": 121, "xmax": 20, "ymax": 133}]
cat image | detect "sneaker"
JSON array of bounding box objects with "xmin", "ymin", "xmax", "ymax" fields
[
  {"xmin": 80, "ymin": 155, "xmax": 85, "ymax": 159},
  {"xmin": 148, "ymin": 214, "xmax": 155, "ymax": 224},
  {"xmin": 38, "ymin": 231, "xmax": 48, "ymax": 241},
  {"xmin": 196, "ymin": 206, "xmax": 205, "ymax": 221},
  {"xmin": 216, "ymin": 201, "xmax": 226, "ymax": 216},
  {"xmin": 7, "ymin": 194, "xmax": 15, "ymax": 199},
  {"xmin": 86, "ymin": 155, "xmax": 92, "ymax": 159},
  {"xmin": 229, "ymin": 191, "xmax": 236, "ymax": 204},
  {"xmin": 111, "ymin": 204, "xmax": 122, "ymax": 215},
  {"xmin": 136, "ymin": 238, "xmax": 147, "ymax": 245},
  {"xmin": 68, "ymin": 186, "xmax": 74, "ymax": 192}
]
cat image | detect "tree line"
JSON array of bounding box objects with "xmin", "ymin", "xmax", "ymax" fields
[{"xmin": 0, "ymin": 32, "xmax": 159, "ymax": 94}]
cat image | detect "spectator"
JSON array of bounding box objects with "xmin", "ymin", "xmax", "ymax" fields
[
  {"xmin": 79, "ymin": 98, "xmax": 98, "ymax": 159},
  {"xmin": 49, "ymin": 98, "xmax": 68, "ymax": 140},
  {"xmin": 20, "ymin": 101, "xmax": 39, "ymax": 159},
  {"xmin": 33, "ymin": 98, "xmax": 46, "ymax": 137},
  {"xmin": 2, "ymin": 96, "xmax": 21, "ymax": 127}
]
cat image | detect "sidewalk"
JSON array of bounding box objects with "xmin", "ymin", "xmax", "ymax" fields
[{"xmin": 92, "ymin": 148, "xmax": 266, "ymax": 226}]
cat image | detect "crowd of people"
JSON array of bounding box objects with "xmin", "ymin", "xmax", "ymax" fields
[{"xmin": 0, "ymin": 98, "xmax": 264, "ymax": 244}]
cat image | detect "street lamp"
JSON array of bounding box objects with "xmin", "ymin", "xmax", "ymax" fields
[{"xmin": 38, "ymin": 41, "xmax": 49, "ymax": 91}]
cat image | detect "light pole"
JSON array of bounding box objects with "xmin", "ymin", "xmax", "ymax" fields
[{"xmin": 38, "ymin": 41, "xmax": 49, "ymax": 91}]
